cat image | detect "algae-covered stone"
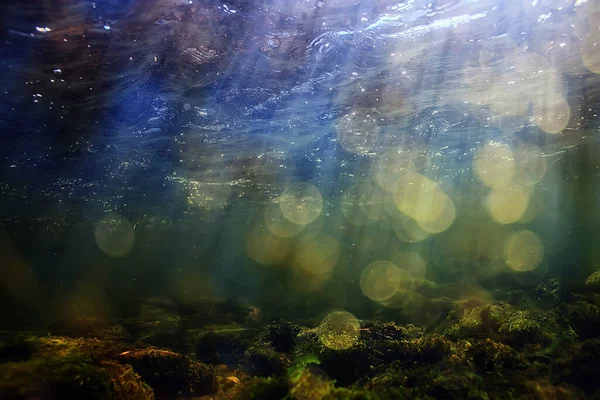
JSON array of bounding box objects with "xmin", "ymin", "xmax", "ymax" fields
[
  {"xmin": 49, "ymin": 317, "xmax": 132, "ymax": 341},
  {"xmin": 552, "ymin": 338, "xmax": 600, "ymax": 397},
  {"xmin": 196, "ymin": 327, "xmax": 258, "ymax": 366},
  {"xmin": 559, "ymin": 301, "xmax": 600, "ymax": 340},
  {"xmin": 444, "ymin": 302, "xmax": 560, "ymax": 346},
  {"xmin": 258, "ymin": 320, "xmax": 301, "ymax": 353},
  {"xmin": 585, "ymin": 271, "xmax": 600, "ymax": 290},
  {"xmin": 0, "ymin": 357, "xmax": 153, "ymax": 399},
  {"xmin": 242, "ymin": 345, "xmax": 292, "ymax": 376},
  {"xmin": 118, "ymin": 348, "xmax": 217, "ymax": 398}
]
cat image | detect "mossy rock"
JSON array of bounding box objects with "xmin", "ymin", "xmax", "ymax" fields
[
  {"xmin": 585, "ymin": 271, "xmax": 600, "ymax": 291},
  {"xmin": 464, "ymin": 339, "xmax": 525, "ymax": 372},
  {"xmin": 118, "ymin": 348, "xmax": 217, "ymax": 399},
  {"xmin": 196, "ymin": 327, "xmax": 258, "ymax": 366},
  {"xmin": 242, "ymin": 345, "xmax": 292, "ymax": 377},
  {"xmin": 551, "ymin": 338, "xmax": 600, "ymax": 397},
  {"xmin": 48, "ymin": 318, "xmax": 131, "ymax": 341},
  {"xmin": 360, "ymin": 321, "xmax": 423, "ymax": 342},
  {"xmin": 258, "ymin": 320, "xmax": 301, "ymax": 353},
  {"xmin": 26, "ymin": 336, "xmax": 130, "ymax": 361},
  {"xmin": 0, "ymin": 357, "xmax": 153, "ymax": 399},
  {"xmin": 444, "ymin": 302, "xmax": 559, "ymax": 346},
  {"xmin": 559, "ymin": 301, "xmax": 600, "ymax": 340},
  {"xmin": 229, "ymin": 376, "xmax": 288, "ymax": 400}
]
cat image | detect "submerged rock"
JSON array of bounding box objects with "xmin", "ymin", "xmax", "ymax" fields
[
  {"xmin": 196, "ymin": 327, "xmax": 258, "ymax": 366},
  {"xmin": 258, "ymin": 320, "xmax": 301, "ymax": 353},
  {"xmin": 443, "ymin": 301, "xmax": 562, "ymax": 347},
  {"xmin": 0, "ymin": 359, "xmax": 154, "ymax": 400},
  {"xmin": 48, "ymin": 317, "xmax": 132, "ymax": 341},
  {"xmin": 585, "ymin": 271, "xmax": 600, "ymax": 290},
  {"xmin": 117, "ymin": 348, "xmax": 217, "ymax": 399}
]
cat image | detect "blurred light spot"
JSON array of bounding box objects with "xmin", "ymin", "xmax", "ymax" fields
[
  {"xmin": 532, "ymin": 95, "xmax": 571, "ymax": 134},
  {"xmin": 0, "ymin": 241, "xmax": 39, "ymax": 306},
  {"xmin": 393, "ymin": 172, "xmax": 446, "ymax": 222},
  {"xmin": 64, "ymin": 281, "xmax": 109, "ymax": 319},
  {"xmin": 505, "ymin": 230, "xmax": 544, "ymax": 272},
  {"xmin": 473, "ymin": 142, "xmax": 516, "ymax": 189},
  {"xmin": 246, "ymin": 226, "xmax": 290, "ymax": 265},
  {"xmin": 294, "ymin": 234, "xmax": 339, "ymax": 279},
  {"xmin": 340, "ymin": 186, "xmax": 372, "ymax": 226},
  {"xmin": 94, "ymin": 214, "xmax": 135, "ymax": 258},
  {"xmin": 317, "ymin": 311, "xmax": 360, "ymax": 350},
  {"xmin": 372, "ymin": 150, "xmax": 414, "ymax": 192},
  {"xmin": 486, "ymin": 184, "xmax": 531, "ymax": 224},
  {"xmin": 172, "ymin": 267, "xmax": 214, "ymax": 303},
  {"xmin": 358, "ymin": 183, "xmax": 386, "ymax": 221},
  {"xmin": 391, "ymin": 212, "xmax": 430, "ymax": 242},
  {"xmin": 279, "ymin": 182, "xmax": 323, "ymax": 225},
  {"xmin": 360, "ymin": 260, "xmax": 404, "ymax": 302},
  {"xmin": 514, "ymin": 143, "xmax": 547, "ymax": 186},
  {"xmin": 335, "ymin": 110, "xmax": 379, "ymax": 155},
  {"xmin": 390, "ymin": 250, "xmax": 427, "ymax": 280},
  {"xmin": 417, "ymin": 192, "xmax": 456, "ymax": 234},
  {"xmin": 489, "ymin": 81, "xmax": 529, "ymax": 117},
  {"xmin": 264, "ymin": 201, "xmax": 305, "ymax": 238}
]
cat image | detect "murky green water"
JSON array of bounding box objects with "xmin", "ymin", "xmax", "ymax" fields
[{"xmin": 1, "ymin": 0, "xmax": 600, "ymax": 398}]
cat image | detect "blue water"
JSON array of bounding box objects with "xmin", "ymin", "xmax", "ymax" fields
[{"xmin": 0, "ymin": 0, "xmax": 599, "ymax": 327}]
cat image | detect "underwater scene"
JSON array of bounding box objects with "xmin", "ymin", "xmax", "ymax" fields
[{"xmin": 1, "ymin": 0, "xmax": 600, "ymax": 398}]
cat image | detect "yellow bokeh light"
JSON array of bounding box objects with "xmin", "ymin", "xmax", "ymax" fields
[
  {"xmin": 390, "ymin": 250, "xmax": 427, "ymax": 280},
  {"xmin": 486, "ymin": 184, "xmax": 531, "ymax": 225},
  {"xmin": 335, "ymin": 110, "xmax": 379, "ymax": 155},
  {"xmin": 340, "ymin": 188, "xmax": 370, "ymax": 226},
  {"xmin": 391, "ymin": 212, "xmax": 430, "ymax": 243},
  {"xmin": 317, "ymin": 311, "xmax": 360, "ymax": 350},
  {"xmin": 532, "ymin": 95, "xmax": 571, "ymax": 134},
  {"xmin": 505, "ymin": 230, "xmax": 544, "ymax": 272},
  {"xmin": 417, "ymin": 192, "xmax": 456, "ymax": 234},
  {"xmin": 489, "ymin": 81, "xmax": 529, "ymax": 117},
  {"xmin": 294, "ymin": 234, "xmax": 340, "ymax": 279},
  {"xmin": 264, "ymin": 201, "xmax": 305, "ymax": 238},
  {"xmin": 279, "ymin": 182, "xmax": 323, "ymax": 225},
  {"xmin": 360, "ymin": 261, "xmax": 405, "ymax": 302},
  {"xmin": 340, "ymin": 184, "xmax": 384, "ymax": 226},
  {"xmin": 247, "ymin": 226, "xmax": 290, "ymax": 265},
  {"xmin": 64, "ymin": 281, "xmax": 109, "ymax": 319},
  {"xmin": 372, "ymin": 150, "xmax": 414, "ymax": 192},
  {"xmin": 94, "ymin": 214, "xmax": 135, "ymax": 258},
  {"xmin": 473, "ymin": 142, "xmax": 516, "ymax": 189},
  {"xmin": 358, "ymin": 185, "xmax": 386, "ymax": 221},
  {"xmin": 393, "ymin": 172, "xmax": 446, "ymax": 222},
  {"xmin": 581, "ymin": 29, "xmax": 600, "ymax": 74},
  {"xmin": 518, "ymin": 188, "xmax": 544, "ymax": 223},
  {"xmin": 514, "ymin": 143, "xmax": 547, "ymax": 186}
]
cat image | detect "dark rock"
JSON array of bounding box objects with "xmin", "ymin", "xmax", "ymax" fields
[
  {"xmin": 560, "ymin": 301, "xmax": 600, "ymax": 339},
  {"xmin": 242, "ymin": 346, "xmax": 292, "ymax": 377},
  {"xmin": 118, "ymin": 348, "xmax": 217, "ymax": 399},
  {"xmin": 552, "ymin": 339, "xmax": 600, "ymax": 396},
  {"xmin": 48, "ymin": 318, "xmax": 132, "ymax": 341},
  {"xmin": 196, "ymin": 328, "xmax": 257, "ymax": 366},
  {"xmin": 0, "ymin": 358, "xmax": 153, "ymax": 400},
  {"xmin": 258, "ymin": 320, "xmax": 301, "ymax": 353}
]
